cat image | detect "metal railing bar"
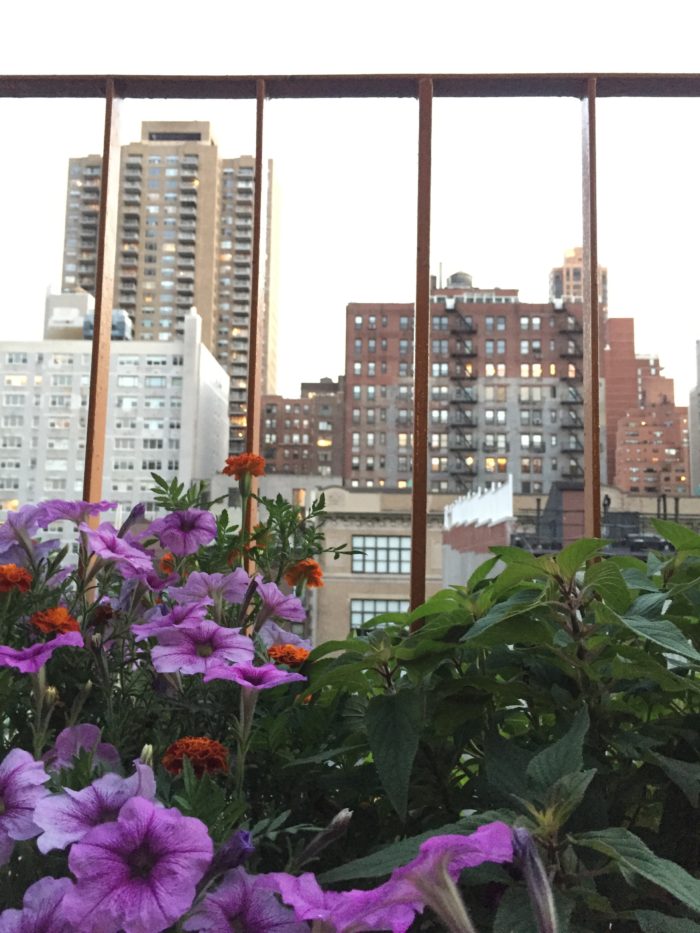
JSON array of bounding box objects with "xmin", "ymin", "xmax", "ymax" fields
[
  {"xmin": 82, "ymin": 78, "xmax": 120, "ymax": 506},
  {"xmin": 582, "ymin": 77, "xmax": 601, "ymax": 537}
]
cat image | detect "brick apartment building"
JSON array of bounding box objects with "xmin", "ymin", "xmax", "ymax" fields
[
  {"xmin": 261, "ymin": 378, "xmax": 344, "ymax": 477},
  {"xmin": 613, "ymin": 401, "xmax": 689, "ymax": 495},
  {"xmin": 344, "ymin": 271, "xmax": 589, "ymax": 495}
]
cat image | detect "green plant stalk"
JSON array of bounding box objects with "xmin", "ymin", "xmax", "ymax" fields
[{"xmin": 234, "ymin": 686, "xmax": 258, "ymax": 801}]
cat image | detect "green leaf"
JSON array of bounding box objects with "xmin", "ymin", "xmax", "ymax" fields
[
  {"xmin": 308, "ymin": 639, "xmax": 369, "ymax": 661},
  {"xmin": 615, "ymin": 612, "xmax": 700, "ymax": 663},
  {"xmin": 547, "ymin": 769, "xmax": 597, "ymax": 824},
  {"xmin": 636, "ymin": 910, "xmax": 700, "ymax": 932},
  {"xmin": 651, "ymin": 753, "xmax": 700, "ymax": 807},
  {"xmin": 573, "ymin": 827, "xmax": 700, "ymax": 913},
  {"xmin": 365, "ymin": 690, "xmax": 422, "ymax": 821},
  {"xmin": 483, "ymin": 735, "xmax": 533, "ymax": 802},
  {"xmin": 526, "ymin": 707, "xmax": 589, "ymax": 794},
  {"xmin": 584, "ymin": 559, "xmax": 631, "ymax": 613},
  {"xmin": 651, "ymin": 519, "xmax": 700, "ymax": 551},
  {"xmin": 463, "ymin": 589, "xmax": 544, "ymax": 644},
  {"xmin": 556, "ymin": 538, "xmax": 607, "ymax": 581},
  {"xmin": 465, "ymin": 555, "xmax": 501, "ymax": 590},
  {"xmin": 489, "ymin": 546, "xmax": 543, "ymax": 568},
  {"xmin": 494, "ymin": 886, "xmax": 575, "ymax": 933}
]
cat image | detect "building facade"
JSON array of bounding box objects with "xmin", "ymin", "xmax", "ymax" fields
[
  {"xmin": 0, "ymin": 310, "xmax": 229, "ymax": 526},
  {"xmin": 261, "ymin": 377, "xmax": 345, "ymax": 477},
  {"xmin": 344, "ymin": 272, "xmax": 590, "ymax": 496},
  {"xmin": 61, "ymin": 122, "xmax": 276, "ymax": 453}
]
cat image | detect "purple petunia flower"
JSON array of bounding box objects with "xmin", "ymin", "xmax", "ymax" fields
[
  {"xmin": 44, "ymin": 723, "xmax": 121, "ymax": 775},
  {"xmin": 255, "ymin": 580, "xmax": 306, "ymax": 625},
  {"xmin": 203, "ymin": 661, "xmax": 306, "ymax": 690},
  {"xmin": 0, "ymin": 876, "xmax": 74, "ymax": 932},
  {"xmin": 34, "ymin": 761, "xmax": 156, "ymax": 853},
  {"xmin": 37, "ymin": 499, "xmax": 117, "ymax": 528},
  {"xmin": 0, "ymin": 631, "xmax": 84, "ymax": 674},
  {"xmin": 183, "ymin": 867, "xmax": 309, "ymax": 932},
  {"xmin": 132, "ymin": 601, "xmax": 210, "ymax": 641},
  {"xmin": 0, "ymin": 749, "xmax": 50, "ymax": 865},
  {"xmin": 79, "ymin": 522, "xmax": 154, "ymax": 575},
  {"xmin": 259, "ymin": 620, "xmax": 312, "ymax": 650},
  {"xmin": 0, "ymin": 505, "xmax": 43, "ymax": 554},
  {"xmin": 167, "ymin": 569, "xmax": 250, "ymax": 606},
  {"xmin": 151, "ymin": 620, "xmax": 254, "ymax": 676},
  {"xmin": 266, "ymin": 822, "xmax": 515, "ymax": 933},
  {"xmin": 147, "ymin": 509, "xmax": 218, "ymax": 557},
  {"xmin": 63, "ymin": 796, "xmax": 213, "ymax": 933},
  {"xmin": 262, "ymin": 872, "xmax": 416, "ymax": 933}
]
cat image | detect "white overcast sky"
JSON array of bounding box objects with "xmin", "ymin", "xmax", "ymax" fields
[{"xmin": 3, "ymin": 0, "xmax": 700, "ymax": 400}]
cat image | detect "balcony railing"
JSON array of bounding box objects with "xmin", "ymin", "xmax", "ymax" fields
[{"xmin": 4, "ymin": 72, "xmax": 698, "ymax": 606}]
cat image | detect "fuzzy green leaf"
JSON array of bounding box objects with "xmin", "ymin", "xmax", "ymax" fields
[
  {"xmin": 556, "ymin": 538, "xmax": 607, "ymax": 581},
  {"xmin": 365, "ymin": 689, "xmax": 422, "ymax": 821},
  {"xmin": 526, "ymin": 707, "xmax": 589, "ymax": 793},
  {"xmin": 574, "ymin": 827, "xmax": 700, "ymax": 913}
]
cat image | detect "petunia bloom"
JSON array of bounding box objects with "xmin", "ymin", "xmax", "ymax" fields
[
  {"xmin": 0, "ymin": 506, "xmax": 42, "ymax": 554},
  {"xmin": 34, "ymin": 761, "xmax": 156, "ymax": 853},
  {"xmin": 0, "ymin": 564, "xmax": 32, "ymax": 594},
  {"xmin": 79, "ymin": 522, "xmax": 154, "ymax": 575},
  {"xmin": 0, "ymin": 876, "xmax": 74, "ymax": 932},
  {"xmin": 284, "ymin": 558, "xmax": 324, "ymax": 589},
  {"xmin": 38, "ymin": 499, "xmax": 117, "ymax": 527},
  {"xmin": 132, "ymin": 600, "xmax": 210, "ymax": 641},
  {"xmin": 183, "ymin": 867, "xmax": 309, "ymax": 932},
  {"xmin": 0, "ymin": 749, "xmax": 50, "ymax": 866},
  {"xmin": 255, "ymin": 580, "xmax": 306, "ymax": 625},
  {"xmin": 168, "ymin": 568, "xmax": 250, "ymax": 606},
  {"xmin": 203, "ymin": 661, "xmax": 306, "ymax": 690},
  {"xmin": 162, "ymin": 737, "xmax": 229, "ymax": 778},
  {"xmin": 259, "ymin": 619, "xmax": 312, "ymax": 650},
  {"xmin": 29, "ymin": 606, "xmax": 79, "ymax": 635},
  {"xmin": 0, "ymin": 631, "xmax": 83, "ymax": 674},
  {"xmin": 222, "ymin": 453, "xmax": 266, "ymax": 479},
  {"xmin": 147, "ymin": 508, "xmax": 217, "ymax": 557},
  {"xmin": 151, "ymin": 620, "xmax": 254, "ymax": 676},
  {"xmin": 44, "ymin": 723, "xmax": 120, "ymax": 775},
  {"xmin": 63, "ymin": 796, "xmax": 213, "ymax": 933}
]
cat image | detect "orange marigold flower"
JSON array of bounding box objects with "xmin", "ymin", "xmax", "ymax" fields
[
  {"xmin": 162, "ymin": 736, "xmax": 229, "ymax": 778},
  {"xmin": 284, "ymin": 558, "xmax": 324, "ymax": 589},
  {"xmin": 30, "ymin": 606, "xmax": 80, "ymax": 635},
  {"xmin": 158, "ymin": 551, "xmax": 176, "ymax": 574},
  {"xmin": 268, "ymin": 644, "xmax": 311, "ymax": 668},
  {"xmin": 0, "ymin": 563, "xmax": 32, "ymax": 594},
  {"xmin": 222, "ymin": 453, "xmax": 266, "ymax": 480}
]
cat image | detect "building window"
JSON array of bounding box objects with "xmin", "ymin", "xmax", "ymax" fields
[
  {"xmin": 350, "ymin": 598, "xmax": 409, "ymax": 630},
  {"xmin": 351, "ymin": 536, "xmax": 411, "ymax": 574}
]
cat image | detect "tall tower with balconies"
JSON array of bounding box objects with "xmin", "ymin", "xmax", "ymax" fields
[{"xmin": 61, "ymin": 121, "xmax": 276, "ymax": 453}]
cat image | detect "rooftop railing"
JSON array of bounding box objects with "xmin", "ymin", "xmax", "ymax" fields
[{"xmin": 4, "ymin": 72, "xmax": 698, "ymax": 607}]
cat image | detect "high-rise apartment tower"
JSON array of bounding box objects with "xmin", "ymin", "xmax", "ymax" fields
[{"xmin": 61, "ymin": 122, "xmax": 276, "ymax": 452}]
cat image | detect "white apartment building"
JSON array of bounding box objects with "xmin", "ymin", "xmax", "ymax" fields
[{"xmin": 0, "ymin": 310, "xmax": 229, "ymax": 528}]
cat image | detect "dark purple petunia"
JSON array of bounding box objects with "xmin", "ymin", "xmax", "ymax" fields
[
  {"xmin": 44, "ymin": 723, "xmax": 121, "ymax": 775},
  {"xmin": 0, "ymin": 749, "xmax": 50, "ymax": 865},
  {"xmin": 0, "ymin": 876, "xmax": 74, "ymax": 932},
  {"xmin": 0, "ymin": 631, "xmax": 84, "ymax": 674},
  {"xmin": 79, "ymin": 522, "xmax": 154, "ymax": 575},
  {"xmin": 37, "ymin": 499, "xmax": 117, "ymax": 528},
  {"xmin": 203, "ymin": 661, "xmax": 306, "ymax": 690},
  {"xmin": 147, "ymin": 508, "xmax": 218, "ymax": 557},
  {"xmin": 151, "ymin": 620, "xmax": 254, "ymax": 676},
  {"xmin": 167, "ymin": 569, "xmax": 250, "ymax": 606},
  {"xmin": 183, "ymin": 867, "xmax": 309, "ymax": 932},
  {"xmin": 255, "ymin": 580, "xmax": 306, "ymax": 625},
  {"xmin": 132, "ymin": 600, "xmax": 210, "ymax": 641},
  {"xmin": 63, "ymin": 796, "xmax": 213, "ymax": 933},
  {"xmin": 34, "ymin": 761, "xmax": 156, "ymax": 852}
]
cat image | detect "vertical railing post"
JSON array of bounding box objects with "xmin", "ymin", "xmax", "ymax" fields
[
  {"xmin": 83, "ymin": 78, "xmax": 120, "ymax": 505},
  {"xmin": 582, "ymin": 77, "xmax": 602, "ymax": 538},
  {"xmin": 245, "ymin": 78, "xmax": 266, "ymax": 536},
  {"xmin": 410, "ymin": 77, "xmax": 433, "ymax": 615}
]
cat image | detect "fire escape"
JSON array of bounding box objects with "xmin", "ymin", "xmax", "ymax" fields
[
  {"xmin": 448, "ymin": 306, "xmax": 478, "ymax": 493},
  {"xmin": 557, "ymin": 310, "xmax": 585, "ymax": 480}
]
